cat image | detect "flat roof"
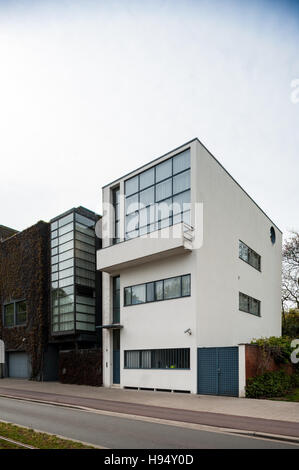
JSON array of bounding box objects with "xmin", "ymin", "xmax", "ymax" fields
[{"xmin": 102, "ymin": 137, "xmax": 282, "ymax": 234}]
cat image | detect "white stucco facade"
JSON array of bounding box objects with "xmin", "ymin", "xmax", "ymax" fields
[{"xmin": 97, "ymin": 138, "xmax": 282, "ymax": 395}]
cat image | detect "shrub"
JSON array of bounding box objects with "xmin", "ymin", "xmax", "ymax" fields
[
  {"xmin": 282, "ymin": 309, "xmax": 299, "ymax": 338},
  {"xmin": 246, "ymin": 370, "xmax": 295, "ymax": 398}
]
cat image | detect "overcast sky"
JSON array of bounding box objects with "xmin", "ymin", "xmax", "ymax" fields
[{"xmin": 0, "ymin": 0, "xmax": 298, "ymax": 236}]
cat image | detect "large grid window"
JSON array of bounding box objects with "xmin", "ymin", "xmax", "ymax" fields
[
  {"xmin": 3, "ymin": 301, "xmax": 27, "ymax": 327},
  {"xmin": 124, "ymin": 348, "xmax": 190, "ymax": 369},
  {"xmin": 124, "ymin": 274, "xmax": 191, "ymax": 306},
  {"xmin": 239, "ymin": 241, "xmax": 261, "ymax": 271},
  {"xmin": 125, "ymin": 149, "xmax": 191, "ymax": 239},
  {"xmin": 239, "ymin": 292, "xmax": 261, "ymax": 317},
  {"xmin": 51, "ymin": 210, "xmax": 97, "ymax": 334}
]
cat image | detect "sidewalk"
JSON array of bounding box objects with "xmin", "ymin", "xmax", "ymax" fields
[{"xmin": 0, "ymin": 379, "xmax": 298, "ymax": 438}]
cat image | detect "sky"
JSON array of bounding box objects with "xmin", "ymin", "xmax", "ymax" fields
[{"xmin": 0, "ymin": 0, "xmax": 298, "ymax": 237}]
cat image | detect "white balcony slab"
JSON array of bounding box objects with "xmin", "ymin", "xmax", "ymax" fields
[{"xmin": 97, "ymin": 223, "xmax": 193, "ymax": 273}]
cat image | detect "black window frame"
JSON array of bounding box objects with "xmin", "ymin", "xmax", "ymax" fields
[
  {"xmin": 239, "ymin": 292, "xmax": 261, "ymax": 317},
  {"xmin": 124, "ymin": 149, "xmax": 191, "ymax": 240},
  {"xmin": 124, "ymin": 348, "xmax": 190, "ymax": 369},
  {"xmin": 3, "ymin": 300, "xmax": 28, "ymax": 327},
  {"xmin": 124, "ymin": 274, "xmax": 191, "ymax": 307},
  {"xmin": 239, "ymin": 240, "xmax": 261, "ymax": 272}
]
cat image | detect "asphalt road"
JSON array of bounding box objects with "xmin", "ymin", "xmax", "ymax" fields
[{"xmin": 0, "ymin": 397, "xmax": 298, "ymax": 449}]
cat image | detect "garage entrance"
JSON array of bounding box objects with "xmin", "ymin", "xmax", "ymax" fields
[
  {"xmin": 8, "ymin": 352, "xmax": 31, "ymax": 379},
  {"xmin": 197, "ymin": 347, "xmax": 239, "ymax": 397}
]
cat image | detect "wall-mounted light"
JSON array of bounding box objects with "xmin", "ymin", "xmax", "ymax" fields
[{"xmin": 184, "ymin": 328, "xmax": 192, "ymax": 336}]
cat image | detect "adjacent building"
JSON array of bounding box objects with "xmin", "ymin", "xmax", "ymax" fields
[
  {"xmin": 97, "ymin": 138, "xmax": 282, "ymax": 396},
  {"xmin": 0, "ymin": 207, "xmax": 102, "ymax": 384}
]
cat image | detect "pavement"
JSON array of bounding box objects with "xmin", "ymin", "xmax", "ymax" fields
[{"xmin": 0, "ymin": 379, "xmax": 298, "ymax": 440}]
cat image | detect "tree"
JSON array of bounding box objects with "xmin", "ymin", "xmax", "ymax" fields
[{"xmin": 282, "ymin": 232, "xmax": 299, "ymax": 329}]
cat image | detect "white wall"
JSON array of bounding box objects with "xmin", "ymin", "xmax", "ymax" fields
[{"xmin": 194, "ymin": 140, "xmax": 282, "ymax": 347}]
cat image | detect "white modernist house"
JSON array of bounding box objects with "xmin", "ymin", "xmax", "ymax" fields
[{"xmin": 97, "ymin": 138, "xmax": 282, "ymax": 397}]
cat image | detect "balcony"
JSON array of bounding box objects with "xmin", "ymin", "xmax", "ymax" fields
[{"xmin": 97, "ymin": 223, "xmax": 194, "ymax": 274}]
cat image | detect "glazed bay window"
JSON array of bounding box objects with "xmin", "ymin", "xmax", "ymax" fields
[
  {"xmin": 3, "ymin": 301, "xmax": 27, "ymax": 327},
  {"xmin": 125, "ymin": 348, "xmax": 190, "ymax": 369},
  {"xmin": 51, "ymin": 209, "xmax": 97, "ymax": 334},
  {"xmin": 239, "ymin": 292, "xmax": 261, "ymax": 317},
  {"xmin": 124, "ymin": 274, "xmax": 191, "ymax": 306},
  {"xmin": 125, "ymin": 149, "xmax": 191, "ymax": 239},
  {"xmin": 239, "ymin": 241, "xmax": 261, "ymax": 271}
]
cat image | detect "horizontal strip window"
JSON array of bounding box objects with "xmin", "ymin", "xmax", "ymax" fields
[
  {"xmin": 59, "ymin": 276, "xmax": 74, "ymax": 288},
  {"xmin": 124, "ymin": 274, "xmax": 191, "ymax": 306},
  {"xmin": 124, "ymin": 348, "xmax": 190, "ymax": 369},
  {"xmin": 239, "ymin": 241, "xmax": 261, "ymax": 271},
  {"xmin": 76, "ymin": 313, "xmax": 95, "ymax": 322},
  {"xmin": 239, "ymin": 292, "xmax": 261, "ymax": 317}
]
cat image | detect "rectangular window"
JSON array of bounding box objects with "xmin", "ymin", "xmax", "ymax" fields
[
  {"xmin": 124, "ymin": 149, "xmax": 191, "ymax": 240},
  {"xmin": 124, "ymin": 274, "xmax": 191, "ymax": 306},
  {"xmin": 125, "ymin": 348, "xmax": 190, "ymax": 369},
  {"xmin": 239, "ymin": 241, "xmax": 261, "ymax": 271},
  {"xmin": 3, "ymin": 301, "xmax": 27, "ymax": 327},
  {"xmin": 239, "ymin": 292, "xmax": 261, "ymax": 316},
  {"xmin": 112, "ymin": 187, "xmax": 121, "ymax": 244}
]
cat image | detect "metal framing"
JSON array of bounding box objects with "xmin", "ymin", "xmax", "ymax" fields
[{"xmin": 124, "ymin": 274, "xmax": 191, "ymax": 307}]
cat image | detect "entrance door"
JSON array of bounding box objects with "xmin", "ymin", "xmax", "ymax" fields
[
  {"xmin": 113, "ymin": 330, "xmax": 120, "ymax": 384},
  {"xmin": 197, "ymin": 347, "xmax": 239, "ymax": 397}
]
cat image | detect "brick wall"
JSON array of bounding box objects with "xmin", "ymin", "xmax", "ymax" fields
[{"xmin": 245, "ymin": 344, "xmax": 294, "ymax": 380}]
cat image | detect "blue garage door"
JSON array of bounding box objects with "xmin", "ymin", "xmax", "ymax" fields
[
  {"xmin": 197, "ymin": 347, "xmax": 239, "ymax": 397},
  {"xmin": 9, "ymin": 352, "xmax": 31, "ymax": 379}
]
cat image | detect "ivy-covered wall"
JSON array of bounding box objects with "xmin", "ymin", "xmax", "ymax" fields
[
  {"xmin": 0, "ymin": 221, "xmax": 50, "ymax": 380},
  {"xmin": 59, "ymin": 348, "xmax": 102, "ymax": 386}
]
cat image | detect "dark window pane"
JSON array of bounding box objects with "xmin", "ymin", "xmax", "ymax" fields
[
  {"xmin": 131, "ymin": 284, "xmax": 146, "ymax": 304},
  {"xmin": 146, "ymin": 282, "xmax": 155, "ymax": 302},
  {"xmin": 182, "ymin": 275, "xmax": 191, "ymax": 296},
  {"xmin": 155, "ymin": 280, "xmax": 163, "ymax": 300},
  {"xmin": 164, "ymin": 277, "xmax": 181, "ymax": 299},
  {"xmin": 4, "ymin": 304, "xmax": 14, "ymax": 327},
  {"xmin": 124, "ymin": 287, "xmax": 132, "ymax": 306}
]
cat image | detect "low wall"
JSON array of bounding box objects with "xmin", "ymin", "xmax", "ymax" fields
[
  {"xmin": 59, "ymin": 348, "xmax": 102, "ymax": 386},
  {"xmin": 245, "ymin": 344, "xmax": 294, "ymax": 380}
]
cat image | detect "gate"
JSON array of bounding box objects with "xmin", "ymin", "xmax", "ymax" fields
[{"xmin": 197, "ymin": 347, "xmax": 239, "ymax": 397}]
